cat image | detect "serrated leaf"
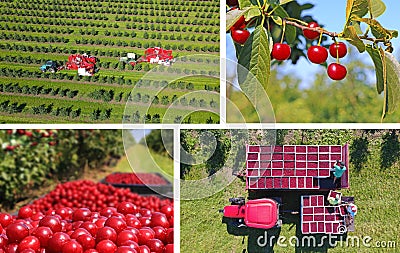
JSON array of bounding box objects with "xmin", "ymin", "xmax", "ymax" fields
[
  {"xmin": 280, "ymin": 0, "xmax": 294, "ymax": 4},
  {"xmin": 355, "ymin": 17, "xmax": 398, "ymax": 40},
  {"xmin": 366, "ymin": 45, "xmax": 385, "ymax": 94},
  {"xmin": 244, "ymin": 26, "xmax": 271, "ymax": 88},
  {"xmin": 346, "ymin": 0, "xmax": 369, "ymax": 22},
  {"xmin": 271, "ymin": 15, "xmax": 282, "ymax": 25},
  {"xmin": 239, "ymin": 0, "xmax": 252, "ymax": 8},
  {"xmin": 245, "ymin": 8, "xmax": 261, "ymax": 22},
  {"xmin": 271, "ymin": 4, "xmax": 296, "ymax": 44},
  {"xmin": 384, "ymin": 52, "xmax": 400, "ymax": 115},
  {"xmin": 227, "ymin": 7, "xmax": 251, "ymax": 31},
  {"xmin": 369, "ymin": 0, "xmax": 386, "ymax": 18},
  {"xmin": 353, "ymin": 22, "xmax": 363, "ymax": 34},
  {"xmin": 342, "ymin": 25, "xmax": 366, "ymax": 52},
  {"xmin": 238, "ymin": 31, "xmax": 255, "ymax": 84}
]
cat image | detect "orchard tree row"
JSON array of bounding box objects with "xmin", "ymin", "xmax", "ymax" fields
[
  {"xmin": 0, "ymin": 33, "xmax": 69, "ymax": 44},
  {"xmin": 0, "ymin": 24, "xmax": 74, "ymax": 35},
  {"xmin": 0, "ymin": 16, "xmax": 110, "ymax": 28},
  {"xmin": 0, "ymin": 82, "xmax": 78, "ymax": 99},
  {"xmin": 123, "ymin": 111, "xmax": 219, "ymax": 124},
  {"xmin": 0, "ymin": 9, "xmax": 109, "ymax": 20}
]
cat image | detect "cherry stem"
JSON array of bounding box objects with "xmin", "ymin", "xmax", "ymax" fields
[
  {"xmin": 317, "ymin": 31, "xmax": 323, "ymax": 46},
  {"xmin": 280, "ymin": 21, "xmax": 286, "ymax": 44}
]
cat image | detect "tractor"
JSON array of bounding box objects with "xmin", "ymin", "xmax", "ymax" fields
[
  {"xmin": 39, "ymin": 54, "xmax": 99, "ymax": 76},
  {"xmin": 40, "ymin": 61, "xmax": 59, "ymax": 73},
  {"xmin": 120, "ymin": 47, "xmax": 175, "ymax": 68}
]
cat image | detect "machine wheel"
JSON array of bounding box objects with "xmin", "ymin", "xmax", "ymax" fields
[{"xmin": 49, "ymin": 68, "xmax": 56, "ymax": 73}]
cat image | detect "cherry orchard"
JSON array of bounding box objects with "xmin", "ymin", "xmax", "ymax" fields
[{"xmin": 227, "ymin": 0, "xmax": 400, "ymax": 120}]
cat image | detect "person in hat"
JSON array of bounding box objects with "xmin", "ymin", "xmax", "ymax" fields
[{"xmin": 330, "ymin": 160, "xmax": 346, "ymax": 187}]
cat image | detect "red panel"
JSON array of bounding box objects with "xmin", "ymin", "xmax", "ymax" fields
[
  {"xmin": 273, "ymin": 178, "xmax": 281, "ymax": 188},
  {"xmin": 308, "ymin": 146, "xmax": 318, "ymax": 153},
  {"xmin": 318, "ymin": 196, "xmax": 325, "ymax": 206},
  {"xmin": 272, "ymin": 169, "xmax": 283, "ymax": 177},
  {"xmin": 272, "ymin": 153, "xmax": 283, "ymax": 160},
  {"xmin": 325, "ymin": 223, "xmax": 333, "ymax": 233},
  {"xmin": 260, "ymin": 169, "xmax": 271, "ymax": 176},
  {"xmin": 303, "ymin": 215, "xmax": 313, "ymax": 222},
  {"xmin": 247, "ymin": 153, "xmax": 258, "ymax": 160},
  {"xmin": 296, "ymin": 146, "xmax": 306, "ymax": 152},
  {"xmin": 310, "ymin": 223, "xmax": 317, "ymax": 233},
  {"xmin": 302, "ymin": 197, "xmax": 310, "ymax": 206},
  {"xmin": 296, "ymin": 162, "xmax": 306, "ymax": 168},
  {"xmin": 273, "ymin": 146, "xmax": 283, "ymax": 152},
  {"xmin": 307, "ymin": 169, "xmax": 318, "ymax": 177},
  {"xmin": 302, "ymin": 207, "xmax": 313, "ymax": 214},
  {"xmin": 319, "ymin": 161, "xmax": 330, "ymax": 168},
  {"xmin": 260, "ymin": 154, "xmax": 272, "ymax": 160},
  {"xmin": 289, "ymin": 177, "xmax": 297, "ymax": 188},
  {"xmin": 307, "ymin": 154, "xmax": 318, "ymax": 161},
  {"xmin": 266, "ymin": 178, "xmax": 273, "ymax": 188},
  {"xmin": 325, "ymin": 214, "xmax": 335, "ymax": 221},
  {"xmin": 248, "ymin": 146, "xmax": 260, "ymax": 152},
  {"xmin": 319, "ymin": 154, "xmax": 329, "ymax": 160},
  {"xmin": 302, "ymin": 223, "xmax": 309, "ymax": 234},
  {"xmin": 284, "ymin": 161, "xmax": 295, "ymax": 168},
  {"xmin": 314, "ymin": 215, "xmax": 324, "ymax": 221},
  {"xmin": 284, "ymin": 169, "xmax": 295, "ymax": 176},
  {"xmin": 311, "ymin": 196, "xmax": 318, "ymax": 206},
  {"xmin": 298, "ymin": 177, "xmax": 305, "ymax": 188},
  {"xmin": 258, "ymin": 178, "xmax": 266, "ymax": 188},
  {"xmin": 296, "ymin": 169, "xmax": 306, "ymax": 176},
  {"xmin": 284, "ymin": 146, "xmax": 295, "ymax": 152},
  {"xmin": 318, "ymin": 222, "xmax": 325, "ymax": 233},
  {"xmin": 307, "ymin": 162, "xmax": 318, "ymax": 168},
  {"xmin": 319, "ymin": 168, "xmax": 330, "ymax": 177},
  {"xmin": 260, "ymin": 161, "xmax": 270, "ymax": 168},
  {"xmin": 272, "ymin": 161, "xmax": 283, "ymax": 168},
  {"xmin": 331, "ymin": 146, "xmax": 341, "ymax": 153},
  {"xmin": 306, "ymin": 177, "xmax": 314, "ymax": 188},
  {"xmin": 332, "ymin": 223, "xmax": 340, "ymax": 233},
  {"xmin": 247, "ymin": 161, "xmax": 259, "ymax": 168},
  {"xmin": 245, "ymin": 199, "xmax": 278, "ymax": 229},
  {"xmin": 297, "ymin": 154, "xmax": 306, "ymax": 160},
  {"xmin": 284, "ymin": 153, "xmax": 295, "ymax": 160},
  {"xmin": 281, "ymin": 177, "xmax": 289, "ymax": 188},
  {"xmin": 314, "ymin": 207, "xmax": 324, "ymax": 213},
  {"xmin": 330, "ymin": 154, "xmax": 341, "ymax": 160},
  {"xmin": 261, "ymin": 146, "xmax": 272, "ymax": 152},
  {"xmin": 319, "ymin": 146, "xmax": 329, "ymax": 152}
]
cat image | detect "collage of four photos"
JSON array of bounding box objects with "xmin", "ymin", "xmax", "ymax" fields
[{"xmin": 0, "ymin": 0, "xmax": 400, "ymax": 252}]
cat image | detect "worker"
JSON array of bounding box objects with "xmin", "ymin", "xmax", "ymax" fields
[
  {"xmin": 330, "ymin": 160, "xmax": 346, "ymax": 187},
  {"xmin": 328, "ymin": 193, "xmax": 341, "ymax": 205}
]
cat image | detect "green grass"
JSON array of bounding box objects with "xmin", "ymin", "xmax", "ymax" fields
[
  {"xmin": 181, "ymin": 144, "xmax": 400, "ymax": 253},
  {"xmin": 114, "ymin": 144, "xmax": 173, "ymax": 181}
]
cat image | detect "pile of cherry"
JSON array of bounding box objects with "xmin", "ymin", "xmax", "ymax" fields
[
  {"xmin": 104, "ymin": 173, "xmax": 168, "ymax": 186},
  {"xmin": 0, "ymin": 180, "xmax": 173, "ymax": 253}
]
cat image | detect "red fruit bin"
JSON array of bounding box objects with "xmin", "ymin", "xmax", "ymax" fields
[{"xmin": 102, "ymin": 172, "xmax": 173, "ymax": 196}]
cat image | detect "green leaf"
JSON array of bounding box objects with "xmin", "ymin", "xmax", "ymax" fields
[
  {"xmin": 239, "ymin": 0, "xmax": 252, "ymax": 8},
  {"xmin": 342, "ymin": 25, "xmax": 366, "ymax": 52},
  {"xmin": 366, "ymin": 45, "xmax": 385, "ymax": 94},
  {"xmin": 238, "ymin": 31, "xmax": 255, "ymax": 84},
  {"xmin": 245, "ymin": 26, "xmax": 271, "ymax": 88},
  {"xmin": 345, "ymin": 0, "xmax": 369, "ymax": 22},
  {"xmin": 227, "ymin": 7, "xmax": 251, "ymax": 32},
  {"xmin": 271, "ymin": 15, "xmax": 282, "ymax": 25},
  {"xmin": 245, "ymin": 8, "xmax": 262, "ymax": 22},
  {"xmin": 272, "ymin": 5, "xmax": 296, "ymax": 44},
  {"xmin": 280, "ymin": 0, "xmax": 294, "ymax": 4},
  {"xmin": 369, "ymin": 0, "xmax": 386, "ymax": 18},
  {"xmin": 353, "ymin": 22, "xmax": 363, "ymax": 34},
  {"xmin": 355, "ymin": 17, "xmax": 398, "ymax": 40},
  {"xmin": 384, "ymin": 52, "xmax": 400, "ymax": 115}
]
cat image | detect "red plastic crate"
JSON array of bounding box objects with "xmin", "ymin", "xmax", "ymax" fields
[
  {"xmin": 307, "ymin": 162, "xmax": 318, "ymax": 168},
  {"xmin": 281, "ymin": 177, "xmax": 289, "ymax": 188},
  {"xmin": 297, "ymin": 154, "xmax": 306, "ymax": 160},
  {"xmin": 247, "ymin": 169, "xmax": 258, "ymax": 176},
  {"xmin": 247, "ymin": 161, "xmax": 259, "ymax": 168},
  {"xmin": 284, "ymin": 153, "xmax": 295, "ymax": 160},
  {"xmin": 273, "ymin": 146, "xmax": 283, "ymax": 152},
  {"xmin": 319, "ymin": 154, "xmax": 329, "ymax": 160},
  {"xmin": 272, "ymin": 169, "xmax": 283, "ymax": 177},
  {"xmin": 325, "ymin": 214, "xmax": 335, "ymax": 221},
  {"xmin": 260, "ymin": 154, "xmax": 272, "ymax": 160},
  {"xmin": 330, "ymin": 154, "xmax": 341, "ymax": 160},
  {"xmin": 310, "ymin": 223, "xmax": 318, "ymax": 233},
  {"xmin": 284, "ymin": 161, "xmax": 295, "ymax": 168},
  {"xmin": 317, "ymin": 196, "xmax": 324, "ymax": 206},
  {"xmin": 296, "ymin": 162, "xmax": 306, "ymax": 168},
  {"xmin": 284, "ymin": 169, "xmax": 295, "ymax": 176},
  {"xmin": 248, "ymin": 178, "xmax": 258, "ymax": 188},
  {"xmin": 289, "ymin": 177, "xmax": 297, "ymax": 188},
  {"xmin": 319, "ymin": 146, "xmax": 329, "ymax": 152},
  {"xmin": 266, "ymin": 178, "xmax": 273, "ymax": 188},
  {"xmin": 260, "ymin": 169, "xmax": 271, "ymax": 176},
  {"xmin": 260, "ymin": 146, "xmax": 272, "ymax": 152},
  {"xmin": 307, "ymin": 154, "xmax": 318, "ymax": 161},
  {"xmin": 319, "ymin": 161, "xmax": 330, "ymax": 168},
  {"xmin": 308, "ymin": 146, "xmax": 318, "ymax": 153},
  {"xmin": 307, "ymin": 169, "xmax": 318, "ymax": 177},
  {"xmin": 296, "ymin": 146, "xmax": 306, "ymax": 152},
  {"xmin": 302, "ymin": 207, "xmax": 313, "ymax": 214},
  {"xmin": 306, "ymin": 177, "xmax": 314, "ymax": 188},
  {"xmin": 272, "ymin": 161, "xmax": 283, "ymax": 168},
  {"xmin": 331, "ymin": 146, "xmax": 342, "ymax": 153},
  {"xmin": 257, "ymin": 178, "xmax": 266, "ymax": 188},
  {"xmin": 314, "ymin": 215, "xmax": 324, "ymax": 221},
  {"xmin": 311, "ymin": 196, "xmax": 318, "ymax": 206},
  {"xmin": 319, "ymin": 169, "xmax": 330, "ymax": 177},
  {"xmin": 273, "ymin": 178, "xmax": 281, "ymax": 188},
  {"xmin": 260, "ymin": 161, "xmax": 270, "ymax": 168},
  {"xmin": 303, "ymin": 197, "xmax": 310, "ymax": 206},
  {"xmin": 248, "ymin": 146, "xmax": 260, "ymax": 152},
  {"xmin": 302, "ymin": 223, "xmax": 309, "ymax": 233},
  {"xmin": 247, "ymin": 153, "xmax": 258, "ymax": 160},
  {"xmin": 298, "ymin": 177, "xmax": 305, "ymax": 188},
  {"xmin": 296, "ymin": 169, "xmax": 306, "ymax": 176},
  {"xmin": 325, "ymin": 223, "xmax": 333, "ymax": 233},
  {"xmin": 272, "ymin": 153, "xmax": 283, "ymax": 160},
  {"xmin": 284, "ymin": 146, "xmax": 295, "ymax": 152},
  {"xmin": 303, "ymin": 215, "xmax": 313, "ymax": 222},
  {"xmin": 314, "ymin": 207, "xmax": 324, "ymax": 214},
  {"xmin": 318, "ymin": 222, "xmax": 325, "ymax": 232},
  {"xmin": 332, "ymin": 223, "xmax": 340, "ymax": 233}
]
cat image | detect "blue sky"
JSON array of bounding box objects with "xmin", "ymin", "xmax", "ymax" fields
[{"xmin": 227, "ymin": 0, "xmax": 400, "ymax": 88}]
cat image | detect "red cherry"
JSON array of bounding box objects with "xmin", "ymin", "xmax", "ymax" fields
[
  {"xmin": 39, "ymin": 216, "xmax": 62, "ymax": 233},
  {"xmin": 231, "ymin": 15, "xmax": 246, "ymax": 30},
  {"xmin": 231, "ymin": 29, "xmax": 250, "ymax": 45},
  {"xmin": 329, "ymin": 42, "xmax": 347, "ymax": 58},
  {"xmin": 6, "ymin": 223, "xmax": 30, "ymax": 243},
  {"xmin": 303, "ymin": 22, "xmax": 320, "ymax": 40},
  {"xmin": 32, "ymin": 227, "xmax": 53, "ymax": 247},
  {"xmin": 327, "ymin": 63, "xmax": 347, "ymax": 80},
  {"xmin": 95, "ymin": 240, "xmax": 117, "ymax": 253},
  {"xmin": 146, "ymin": 239, "xmax": 164, "ymax": 253},
  {"xmin": 61, "ymin": 240, "xmax": 83, "ymax": 253},
  {"xmin": 47, "ymin": 232, "xmax": 70, "ymax": 253},
  {"xmin": 272, "ymin": 43, "xmax": 291, "ymax": 61},
  {"xmin": 164, "ymin": 244, "xmax": 173, "ymax": 253},
  {"xmin": 307, "ymin": 45, "xmax": 328, "ymax": 64},
  {"xmin": 17, "ymin": 236, "xmax": 40, "ymax": 252},
  {"xmin": 115, "ymin": 246, "xmax": 137, "ymax": 253}
]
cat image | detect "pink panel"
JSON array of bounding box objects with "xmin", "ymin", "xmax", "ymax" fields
[
  {"xmin": 306, "ymin": 177, "xmax": 314, "ymax": 188},
  {"xmin": 273, "ymin": 178, "xmax": 281, "ymax": 188},
  {"xmin": 318, "ymin": 222, "xmax": 325, "ymax": 232},
  {"xmin": 330, "ymin": 154, "xmax": 341, "ymax": 160},
  {"xmin": 247, "ymin": 161, "xmax": 259, "ymax": 168},
  {"xmin": 319, "ymin": 161, "xmax": 330, "ymax": 168},
  {"xmin": 325, "ymin": 223, "xmax": 333, "ymax": 233},
  {"xmin": 260, "ymin": 154, "xmax": 272, "ymax": 160},
  {"xmin": 272, "ymin": 161, "xmax": 283, "ymax": 168},
  {"xmin": 261, "ymin": 146, "xmax": 272, "ymax": 152},
  {"xmin": 319, "ymin": 146, "xmax": 329, "ymax": 152},
  {"xmin": 296, "ymin": 162, "xmax": 306, "ymax": 168},
  {"xmin": 257, "ymin": 178, "xmax": 266, "ymax": 188},
  {"xmin": 284, "ymin": 153, "xmax": 295, "ymax": 160},
  {"xmin": 284, "ymin": 161, "xmax": 295, "ymax": 168},
  {"xmin": 289, "ymin": 177, "xmax": 297, "ymax": 188},
  {"xmin": 272, "ymin": 153, "xmax": 283, "ymax": 160},
  {"xmin": 308, "ymin": 146, "xmax": 318, "ymax": 153},
  {"xmin": 260, "ymin": 169, "xmax": 271, "ymax": 176},
  {"xmin": 303, "ymin": 197, "xmax": 310, "ymax": 206},
  {"xmin": 303, "ymin": 215, "xmax": 313, "ymax": 222},
  {"xmin": 260, "ymin": 161, "xmax": 270, "ymax": 168},
  {"xmin": 307, "ymin": 154, "xmax": 318, "ymax": 161},
  {"xmin": 307, "ymin": 169, "xmax": 318, "ymax": 177},
  {"xmin": 272, "ymin": 169, "xmax": 283, "ymax": 177},
  {"xmin": 314, "ymin": 207, "xmax": 324, "ymax": 213},
  {"xmin": 281, "ymin": 177, "xmax": 289, "ymax": 188},
  {"xmin": 273, "ymin": 146, "xmax": 283, "ymax": 152},
  {"xmin": 248, "ymin": 146, "xmax": 260, "ymax": 152},
  {"xmin": 319, "ymin": 154, "xmax": 329, "ymax": 160},
  {"xmin": 266, "ymin": 178, "xmax": 273, "ymax": 188},
  {"xmin": 284, "ymin": 169, "xmax": 295, "ymax": 176},
  {"xmin": 284, "ymin": 146, "xmax": 295, "ymax": 152},
  {"xmin": 317, "ymin": 196, "xmax": 325, "ymax": 206},
  {"xmin": 297, "ymin": 154, "xmax": 306, "ymax": 160},
  {"xmin": 296, "ymin": 169, "xmax": 307, "ymax": 176},
  {"xmin": 302, "ymin": 223, "xmax": 309, "ymax": 233},
  {"xmin": 302, "ymin": 207, "xmax": 313, "ymax": 214},
  {"xmin": 296, "ymin": 146, "xmax": 306, "ymax": 152},
  {"xmin": 331, "ymin": 146, "xmax": 341, "ymax": 153},
  {"xmin": 298, "ymin": 177, "xmax": 305, "ymax": 188},
  {"xmin": 310, "ymin": 223, "xmax": 318, "ymax": 233},
  {"xmin": 307, "ymin": 162, "xmax": 318, "ymax": 168},
  {"xmin": 247, "ymin": 153, "xmax": 258, "ymax": 160}
]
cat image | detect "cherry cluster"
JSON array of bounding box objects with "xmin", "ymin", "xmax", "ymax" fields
[
  {"xmin": 2, "ymin": 130, "xmax": 57, "ymax": 152},
  {"xmin": 271, "ymin": 22, "xmax": 348, "ymax": 80},
  {"xmin": 230, "ymin": 15, "xmax": 250, "ymax": 45},
  {"xmin": 104, "ymin": 173, "xmax": 168, "ymax": 186},
  {"xmin": 0, "ymin": 180, "xmax": 174, "ymax": 253}
]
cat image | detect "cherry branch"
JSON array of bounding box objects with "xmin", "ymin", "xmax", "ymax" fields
[{"xmin": 284, "ymin": 19, "xmax": 338, "ymax": 38}]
